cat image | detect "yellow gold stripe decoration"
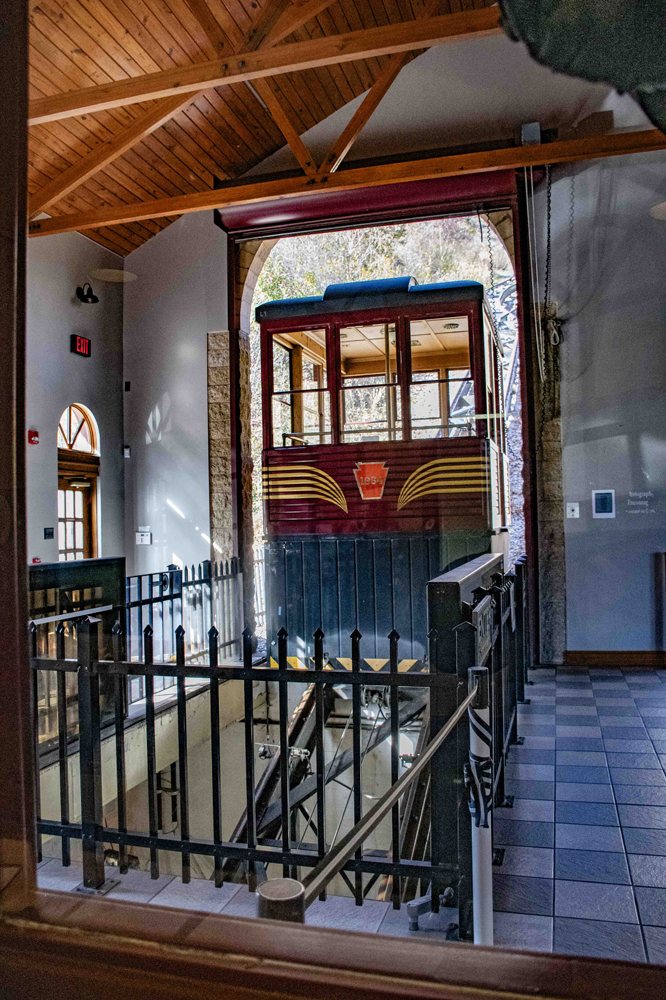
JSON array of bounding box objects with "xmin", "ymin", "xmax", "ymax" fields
[
  {"xmin": 263, "ymin": 465, "xmax": 348, "ymax": 513},
  {"xmin": 398, "ymin": 456, "xmax": 488, "ymax": 510}
]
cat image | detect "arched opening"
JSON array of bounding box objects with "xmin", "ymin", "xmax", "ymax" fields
[{"xmin": 57, "ymin": 403, "xmax": 100, "ymax": 561}]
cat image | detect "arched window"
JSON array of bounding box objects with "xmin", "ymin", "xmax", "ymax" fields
[{"xmin": 57, "ymin": 404, "xmax": 100, "ymax": 561}]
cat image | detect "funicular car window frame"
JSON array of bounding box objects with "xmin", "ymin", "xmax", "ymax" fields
[{"xmin": 263, "ymin": 300, "xmax": 483, "ymax": 449}]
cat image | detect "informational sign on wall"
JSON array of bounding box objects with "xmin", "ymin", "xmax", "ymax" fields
[{"xmin": 626, "ymin": 490, "xmax": 656, "ymax": 515}]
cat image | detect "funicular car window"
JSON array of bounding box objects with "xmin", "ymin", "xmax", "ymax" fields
[
  {"xmin": 409, "ymin": 315, "xmax": 473, "ymax": 438},
  {"xmin": 339, "ymin": 322, "xmax": 401, "ymax": 442},
  {"xmin": 271, "ymin": 329, "xmax": 330, "ymax": 447}
]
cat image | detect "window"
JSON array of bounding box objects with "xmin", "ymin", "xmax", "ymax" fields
[
  {"xmin": 409, "ymin": 316, "xmax": 473, "ymax": 438},
  {"xmin": 339, "ymin": 322, "xmax": 400, "ymax": 442},
  {"xmin": 270, "ymin": 330, "xmax": 330, "ymax": 447},
  {"xmin": 57, "ymin": 404, "xmax": 100, "ymax": 561}
]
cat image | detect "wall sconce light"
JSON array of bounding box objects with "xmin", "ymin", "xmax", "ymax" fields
[{"xmin": 76, "ymin": 282, "xmax": 99, "ymax": 304}]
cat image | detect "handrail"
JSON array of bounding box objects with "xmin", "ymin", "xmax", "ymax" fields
[
  {"xmin": 257, "ymin": 681, "xmax": 480, "ymax": 921},
  {"xmin": 29, "ymin": 605, "xmax": 113, "ymax": 626}
]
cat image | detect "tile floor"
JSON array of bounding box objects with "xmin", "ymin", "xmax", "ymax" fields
[
  {"xmin": 37, "ymin": 667, "xmax": 666, "ymax": 963},
  {"xmin": 494, "ymin": 666, "xmax": 666, "ymax": 963}
]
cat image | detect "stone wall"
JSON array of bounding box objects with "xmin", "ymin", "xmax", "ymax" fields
[{"xmin": 208, "ymin": 331, "xmax": 233, "ymax": 563}]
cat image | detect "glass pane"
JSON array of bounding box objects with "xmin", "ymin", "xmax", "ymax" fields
[
  {"xmin": 57, "ymin": 427, "xmax": 67, "ymax": 449},
  {"xmin": 75, "ymin": 521, "xmax": 83, "ymax": 549},
  {"xmin": 410, "ymin": 316, "xmax": 469, "ymax": 380},
  {"xmin": 75, "ymin": 551, "xmax": 84, "ymax": 560},
  {"xmin": 66, "ymin": 551, "xmax": 75, "ymax": 561},
  {"xmin": 339, "ymin": 322, "xmax": 396, "ymax": 382},
  {"xmin": 65, "ymin": 491, "xmax": 74, "ymax": 517},
  {"xmin": 272, "ymin": 391, "xmax": 331, "ymax": 447},
  {"xmin": 272, "ymin": 330, "xmax": 326, "ymax": 390},
  {"xmin": 340, "ymin": 382, "xmax": 402, "ymax": 443},
  {"xmin": 58, "ymin": 490, "xmax": 65, "ymax": 517},
  {"xmin": 75, "ymin": 491, "xmax": 83, "ymax": 517},
  {"xmin": 66, "ymin": 521, "xmax": 74, "ymax": 549},
  {"xmin": 58, "ymin": 522, "xmax": 65, "ymax": 548}
]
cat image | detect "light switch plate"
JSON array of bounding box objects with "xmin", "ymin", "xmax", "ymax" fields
[
  {"xmin": 136, "ymin": 531, "xmax": 152, "ymax": 545},
  {"xmin": 566, "ymin": 502, "xmax": 580, "ymax": 519}
]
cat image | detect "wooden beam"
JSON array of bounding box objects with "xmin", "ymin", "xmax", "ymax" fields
[
  {"xmin": 28, "ymin": 129, "xmax": 666, "ymax": 238},
  {"xmin": 263, "ymin": 0, "xmax": 341, "ymax": 47},
  {"xmin": 29, "ymin": 0, "xmax": 333, "ymax": 214},
  {"xmin": 318, "ymin": 55, "xmax": 408, "ymax": 174},
  {"xmin": 28, "ymin": 94, "xmax": 197, "ymax": 219},
  {"xmin": 252, "ymin": 78, "xmax": 316, "ymax": 174},
  {"xmin": 28, "ymin": 9, "xmax": 502, "ymax": 125},
  {"xmin": 318, "ymin": 0, "xmax": 449, "ymax": 174}
]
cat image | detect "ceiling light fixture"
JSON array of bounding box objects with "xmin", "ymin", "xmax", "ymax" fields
[
  {"xmin": 89, "ymin": 268, "xmax": 138, "ymax": 283},
  {"xmin": 76, "ymin": 282, "xmax": 99, "ymax": 304},
  {"xmin": 649, "ymin": 202, "xmax": 666, "ymax": 220}
]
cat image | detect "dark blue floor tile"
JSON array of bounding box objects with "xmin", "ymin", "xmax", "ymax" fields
[
  {"xmin": 553, "ymin": 918, "xmax": 645, "ymax": 961},
  {"xmin": 493, "ymin": 874, "xmax": 553, "ymax": 916},
  {"xmin": 556, "ymin": 697, "xmax": 595, "ymax": 705},
  {"xmin": 508, "ymin": 749, "xmax": 556, "ymax": 765},
  {"xmin": 618, "ymin": 804, "xmax": 666, "ymax": 829},
  {"xmin": 555, "ymin": 880, "xmax": 637, "ymax": 922},
  {"xmin": 635, "ymin": 886, "xmax": 666, "ymax": 926},
  {"xmin": 556, "ymin": 752, "xmax": 606, "ymax": 766},
  {"xmin": 623, "ymin": 829, "xmax": 666, "ymax": 855},
  {"xmin": 611, "ymin": 768, "xmax": 666, "ymax": 786},
  {"xmin": 652, "ymin": 740, "xmax": 666, "ymax": 754},
  {"xmin": 519, "ymin": 725, "xmax": 557, "ymax": 737},
  {"xmin": 505, "ymin": 779, "xmax": 555, "ymax": 801},
  {"xmin": 556, "ymin": 765, "xmax": 610, "ymax": 784},
  {"xmin": 600, "ymin": 728, "xmax": 648, "ymax": 742},
  {"xmin": 556, "ymin": 783, "xmax": 614, "ymax": 803},
  {"xmin": 554, "ymin": 849, "xmax": 629, "ymax": 884},
  {"xmin": 556, "ymin": 802, "xmax": 619, "ymax": 827},
  {"xmin": 597, "ymin": 706, "xmax": 641, "ymax": 717},
  {"xmin": 493, "ymin": 818, "xmax": 554, "ymax": 848},
  {"xmin": 555, "ymin": 824, "xmax": 624, "ymax": 852},
  {"xmin": 556, "ymin": 716, "xmax": 602, "ymax": 728},
  {"xmin": 613, "ymin": 785, "xmax": 666, "ymax": 805},
  {"xmin": 607, "ymin": 752, "xmax": 662, "ymax": 769},
  {"xmin": 555, "ymin": 738, "xmax": 605, "ymax": 752},
  {"xmin": 519, "ymin": 705, "xmax": 556, "ymax": 716}
]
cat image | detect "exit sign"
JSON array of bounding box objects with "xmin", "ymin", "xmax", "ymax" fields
[{"xmin": 71, "ymin": 334, "xmax": 91, "ymax": 357}]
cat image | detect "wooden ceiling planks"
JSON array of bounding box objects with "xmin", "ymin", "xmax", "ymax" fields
[{"xmin": 28, "ymin": 0, "xmax": 497, "ymax": 255}]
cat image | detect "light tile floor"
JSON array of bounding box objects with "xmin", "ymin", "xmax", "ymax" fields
[{"xmin": 37, "ymin": 667, "xmax": 666, "ymax": 962}]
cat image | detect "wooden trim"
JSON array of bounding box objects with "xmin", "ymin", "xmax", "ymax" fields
[
  {"xmin": 28, "ymin": 128, "xmax": 666, "ymax": 237},
  {"xmin": 265, "ymin": 0, "xmax": 341, "ymax": 48},
  {"xmin": 565, "ymin": 650, "xmax": 666, "ymax": 668},
  {"xmin": 2, "ymin": 888, "xmax": 666, "ymax": 1000},
  {"xmin": 27, "ymin": 9, "xmax": 502, "ymax": 125},
  {"xmin": 0, "ymin": 0, "xmax": 34, "ymax": 893},
  {"xmin": 28, "ymin": 94, "xmax": 196, "ymax": 219}
]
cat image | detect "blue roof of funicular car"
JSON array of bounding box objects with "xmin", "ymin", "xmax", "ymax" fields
[{"xmin": 255, "ymin": 276, "xmax": 485, "ymax": 323}]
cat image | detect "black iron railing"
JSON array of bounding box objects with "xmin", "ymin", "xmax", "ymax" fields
[{"xmin": 30, "ymin": 553, "xmax": 529, "ymax": 940}]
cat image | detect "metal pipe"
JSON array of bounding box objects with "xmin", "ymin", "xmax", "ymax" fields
[{"xmin": 258, "ymin": 682, "xmax": 478, "ymax": 920}]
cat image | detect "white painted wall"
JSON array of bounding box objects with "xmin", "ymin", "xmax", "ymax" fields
[
  {"xmin": 245, "ymin": 33, "xmax": 611, "ymax": 177},
  {"xmin": 123, "ymin": 211, "xmax": 228, "ymax": 575},
  {"xmin": 26, "ymin": 232, "xmax": 125, "ymax": 564},
  {"xmin": 534, "ymin": 95, "xmax": 666, "ymax": 651}
]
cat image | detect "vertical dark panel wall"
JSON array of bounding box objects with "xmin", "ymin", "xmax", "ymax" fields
[
  {"xmin": 0, "ymin": 0, "xmax": 34, "ymax": 887},
  {"xmin": 266, "ymin": 532, "xmax": 491, "ymax": 661}
]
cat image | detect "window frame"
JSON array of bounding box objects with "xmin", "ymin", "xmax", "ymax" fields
[{"xmin": 262, "ymin": 299, "xmax": 489, "ymax": 449}]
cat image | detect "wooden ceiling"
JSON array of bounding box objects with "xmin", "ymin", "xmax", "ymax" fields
[{"xmin": 28, "ymin": 0, "xmax": 497, "ymax": 256}]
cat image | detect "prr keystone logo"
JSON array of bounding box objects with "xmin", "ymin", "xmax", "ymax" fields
[{"xmin": 353, "ymin": 462, "xmax": 388, "ymax": 500}]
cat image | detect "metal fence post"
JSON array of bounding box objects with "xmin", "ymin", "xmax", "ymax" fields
[
  {"xmin": 467, "ymin": 665, "xmax": 493, "ymax": 946},
  {"xmin": 76, "ymin": 616, "xmax": 119, "ymax": 894}
]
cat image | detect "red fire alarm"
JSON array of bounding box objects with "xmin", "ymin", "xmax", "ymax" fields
[
  {"xmin": 28, "ymin": 430, "xmax": 39, "ymax": 445},
  {"xmin": 32, "ymin": 557, "xmax": 42, "ymax": 564}
]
